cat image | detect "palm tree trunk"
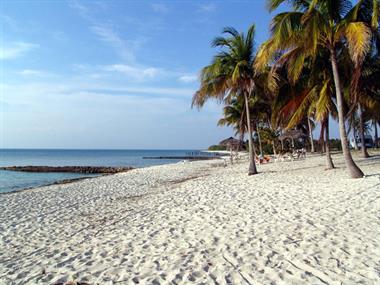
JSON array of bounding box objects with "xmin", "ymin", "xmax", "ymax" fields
[
  {"xmin": 244, "ymin": 92, "xmax": 258, "ymax": 175},
  {"xmin": 330, "ymin": 48, "xmax": 364, "ymax": 178},
  {"xmin": 308, "ymin": 117, "xmax": 315, "ymax": 153},
  {"xmin": 325, "ymin": 116, "xmax": 335, "ymax": 169},
  {"xmin": 268, "ymin": 120, "xmax": 277, "ymax": 155},
  {"xmin": 239, "ymin": 131, "xmax": 245, "ymax": 150},
  {"xmin": 319, "ymin": 124, "xmax": 325, "ymax": 153},
  {"xmin": 353, "ymin": 126, "xmax": 358, "ymax": 150},
  {"xmin": 358, "ymin": 104, "xmax": 369, "ymax": 158},
  {"xmin": 257, "ymin": 124, "xmax": 263, "ymax": 157},
  {"xmin": 272, "ymin": 141, "xmax": 277, "ymax": 155},
  {"xmin": 374, "ymin": 120, "xmax": 378, "ymax": 148},
  {"xmin": 251, "ymin": 129, "xmax": 257, "ymax": 157}
]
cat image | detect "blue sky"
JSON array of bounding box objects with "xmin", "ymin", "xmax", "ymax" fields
[{"xmin": 1, "ymin": 0, "xmax": 342, "ymax": 149}]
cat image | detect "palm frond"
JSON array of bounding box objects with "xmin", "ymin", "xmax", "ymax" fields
[{"xmin": 344, "ymin": 22, "xmax": 371, "ymax": 66}]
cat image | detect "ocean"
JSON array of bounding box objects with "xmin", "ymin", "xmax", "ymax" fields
[{"xmin": 0, "ymin": 149, "xmax": 206, "ymax": 193}]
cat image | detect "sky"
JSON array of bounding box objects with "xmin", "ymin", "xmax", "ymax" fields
[{"xmin": 1, "ymin": 0, "xmax": 347, "ymax": 149}]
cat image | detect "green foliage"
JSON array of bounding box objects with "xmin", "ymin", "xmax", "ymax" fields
[
  {"xmin": 330, "ymin": 139, "xmax": 343, "ymax": 151},
  {"xmin": 192, "ymin": 24, "xmax": 257, "ymax": 108},
  {"xmin": 195, "ymin": 0, "xmax": 379, "ymax": 174},
  {"xmin": 260, "ymin": 142, "xmax": 276, "ymax": 155},
  {"xmin": 208, "ymin": 145, "xmax": 227, "ymax": 151},
  {"xmin": 218, "ymin": 98, "xmax": 246, "ymax": 138}
]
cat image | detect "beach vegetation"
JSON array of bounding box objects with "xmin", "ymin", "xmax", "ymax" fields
[
  {"xmin": 255, "ymin": 0, "xmax": 379, "ymax": 177},
  {"xmin": 192, "ymin": 24, "xmax": 261, "ymax": 175},
  {"xmin": 208, "ymin": 145, "xmax": 227, "ymax": 151},
  {"xmin": 193, "ymin": 0, "xmax": 379, "ymax": 178}
]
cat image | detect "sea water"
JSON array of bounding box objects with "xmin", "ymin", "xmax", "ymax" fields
[{"xmin": 0, "ymin": 149, "xmax": 204, "ymax": 193}]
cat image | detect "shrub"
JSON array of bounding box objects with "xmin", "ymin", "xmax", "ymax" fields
[{"xmin": 208, "ymin": 145, "xmax": 227, "ymax": 151}]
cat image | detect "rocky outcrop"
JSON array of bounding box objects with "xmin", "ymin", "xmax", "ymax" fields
[{"xmin": 0, "ymin": 166, "xmax": 133, "ymax": 174}]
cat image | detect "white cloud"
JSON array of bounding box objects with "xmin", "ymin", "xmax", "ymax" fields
[
  {"xmin": 1, "ymin": 15, "xmax": 18, "ymax": 31},
  {"xmin": 103, "ymin": 64, "xmax": 163, "ymax": 81},
  {"xmin": 72, "ymin": 63, "xmax": 91, "ymax": 70},
  {"xmin": 52, "ymin": 31, "xmax": 68, "ymax": 42},
  {"xmin": 151, "ymin": 3, "xmax": 169, "ymax": 13},
  {"xmin": 67, "ymin": 0, "xmax": 90, "ymax": 17},
  {"xmin": 19, "ymin": 69, "xmax": 46, "ymax": 76},
  {"xmin": 0, "ymin": 82, "xmax": 195, "ymax": 98},
  {"xmin": 2, "ymin": 80, "xmax": 229, "ymax": 149},
  {"xmin": 178, "ymin": 74, "xmax": 198, "ymax": 83},
  {"xmin": 72, "ymin": 62, "xmax": 198, "ymax": 84},
  {"xmin": 101, "ymin": 86, "xmax": 195, "ymax": 97},
  {"xmin": 90, "ymin": 24, "xmax": 137, "ymax": 62},
  {"xmin": 198, "ymin": 3, "xmax": 217, "ymax": 12},
  {"xmin": 69, "ymin": 2, "xmax": 149, "ymax": 64},
  {"xmin": 0, "ymin": 42, "xmax": 38, "ymax": 60},
  {"xmin": 69, "ymin": 1, "xmax": 138, "ymax": 61}
]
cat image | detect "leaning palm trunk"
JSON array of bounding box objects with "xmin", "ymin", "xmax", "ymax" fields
[
  {"xmin": 325, "ymin": 117, "xmax": 335, "ymax": 169},
  {"xmin": 358, "ymin": 104, "xmax": 369, "ymax": 158},
  {"xmin": 330, "ymin": 49, "xmax": 364, "ymax": 178},
  {"xmin": 308, "ymin": 117, "xmax": 315, "ymax": 153},
  {"xmin": 244, "ymin": 91, "xmax": 258, "ymax": 175}
]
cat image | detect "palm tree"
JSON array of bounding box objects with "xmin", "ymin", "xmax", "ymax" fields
[
  {"xmin": 352, "ymin": 54, "xmax": 380, "ymax": 156},
  {"xmin": 218, "ymin": 85, "xmax": 276, "ymax": 157},
  {"xmin": 347, "ymin": 111, "xmax": 360, "ymax": 150},
  {"xmin": 192, "ymin": 25, "xmax": 259, "ymax": 175},
  {"xmin": 362, "ymin": 58, "xmax": 380, "ymax": 148},
  {"xmin": 256, "ymin": 0, "xmax": 373, "ymax": 178},
  {"xmin": 278, "ymin": 77, "xmax": 337, "ymax": 169},
  {"xmin": 374, "ymin": 120, "xmax": 379, "ymax": 148},
  {"xmin": 351, "ymin": 0, "xmax": 380, "ymax": 157},
  {"xmin": 307, "ymin": 117, "xmax": 316, "ymax": 153},
  {"xmin": 249, "ymin": 88, "xmax": 273, "ymax": 157},
  {"xmin": 358, "ymin": 105, "xmax": 371, "ymax": 157},
  {"xmin": 322, "ymin": 116, "xmax": 336, "ymax": 169},
  {"xmin": 259, "ymin": 126, "xmax": 280, "ymax": 155},
  {"xmin": 217, "ymin": 98, "xmax": 247, "ymax": 147},
  {"xmin": 269, "ymin": 50, "xmax": 337, "ymax": 169}
]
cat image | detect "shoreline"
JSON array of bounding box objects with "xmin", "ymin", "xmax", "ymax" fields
[
  {"xmin": 0, "ymin": 165, "xmax": 134, "ymax": 173},
  {"xmin": 0, "ymin": 152, "xmax": 226, "ymax": 194},
  {"xmin": 0, "ymin": 174, "xmax": 103, "ymax": 195},
  {"xmin": 0, "ymin": 158, "xmax": 222, "ymax": 195},
  {"xmin": 0, "ymin": 152, "xmax": 379, "ymax": 284},
  {"xmin": 0, "ymin": 166, "xmax": 133, "ymax": 195},
  {"xmin": 1, "ymin": 150, "xmax": 375, "ymax": 195}
]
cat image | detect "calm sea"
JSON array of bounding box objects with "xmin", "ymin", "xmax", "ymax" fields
[{"xmin": 0, "ymin": 149, "xmax": 204, "ymax": 193}]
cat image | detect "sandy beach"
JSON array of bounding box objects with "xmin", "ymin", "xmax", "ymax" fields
[{"xmin": 1, "ymin": 152, "xmax": 379, "ymax": 285}]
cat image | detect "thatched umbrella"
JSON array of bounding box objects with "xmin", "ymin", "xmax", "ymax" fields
[{"xmin": 219, "ymin": 137, "xmax": 242, "ymax": 151}]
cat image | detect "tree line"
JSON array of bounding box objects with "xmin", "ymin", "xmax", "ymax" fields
[{"xmin": 192, "ymin": 0, "xmax": 379, "ymax": 178}]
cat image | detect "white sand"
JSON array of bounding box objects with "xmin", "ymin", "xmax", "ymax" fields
[{"xmin": 0, "ymin": 152, "xmax": 379, "ymax": 285}]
